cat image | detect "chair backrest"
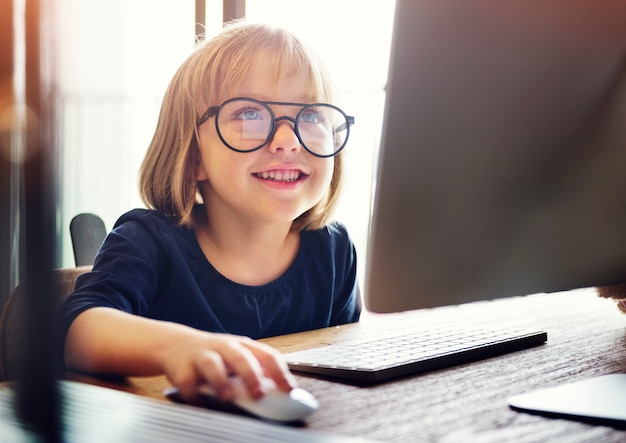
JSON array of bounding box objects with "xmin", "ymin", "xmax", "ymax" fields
[
  {"xmin": 0, "ymin": 266, "xmax": 92, "ymax": 381},
  {"xmin": 70, "ymin": 213, "xmax": 107, "ymax": 266}
]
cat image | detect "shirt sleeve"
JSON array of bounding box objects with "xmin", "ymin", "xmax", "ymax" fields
[{"xmin": 55, "ymin": 209, "xmax": 172, "ymax": 354}]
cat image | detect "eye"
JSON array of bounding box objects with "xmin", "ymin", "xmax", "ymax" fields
[
  {"xmin": 299, "ymin": 109, "xmax": 323, "ymax": 124},
  {"xmin": 232, "ymin": 107, "xmax": 264, "ymax": 120}
]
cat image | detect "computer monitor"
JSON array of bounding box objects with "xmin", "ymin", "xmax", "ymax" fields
[{"xmin": 365, "ymin": 0, "xmax": 626, "ymax": 313}]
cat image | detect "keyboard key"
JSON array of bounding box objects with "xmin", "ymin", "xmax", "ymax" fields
[{"xmin": 284, "ymin": 327, "xmax": 547, "ymax": 384}]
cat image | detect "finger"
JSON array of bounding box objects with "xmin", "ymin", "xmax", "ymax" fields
[
  {"xmin": 217, "ymin": 340, "xmax": 268, "ymax": 398},
  {"xmin": 239, "ymin": 340, "xmax": 298, "ymax": 392},
  {"xmin": 194, "ymin": 337, "xmax": 276, "ymax": 399},
  {"xmin": 193, "ymin": 349, "xmax": 233, "ymax": 399},
  {"xmin": 170, "ymin": 369, "xmax": 203, "ymax": 404}
]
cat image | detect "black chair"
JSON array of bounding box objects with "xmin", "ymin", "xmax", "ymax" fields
[{"xmin": 69, "ymin": 213, "xmax": 107, "ymax": 266}]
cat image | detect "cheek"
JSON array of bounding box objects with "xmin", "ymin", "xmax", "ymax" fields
[
  {"xmin": 315, "ymin": 158, "xmax": 335, "ymax": 193},
  {"xmin": 196, "ymin": 127, "xmax": 227, "ymax": 181},
  {"xmin": 197, "ymin": 149, "xmax": 238, "ymax": 185}
]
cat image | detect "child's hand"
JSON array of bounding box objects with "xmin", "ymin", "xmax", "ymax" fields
[
  {"xmin": 63, "ymin": 308, "xmax": 296, "ymax": 402},
  {"xmin": 162, "ymin": 331, "xmax": 298, "ymax": 404}
]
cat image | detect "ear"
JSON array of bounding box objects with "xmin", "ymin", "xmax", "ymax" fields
[
  {"xmin": 194, "ymin": 136, "xmax": 208, "ymax": 181},
  {"xmin": 196, "ymin": 159, "xmax": 208, "ymax": 181}
]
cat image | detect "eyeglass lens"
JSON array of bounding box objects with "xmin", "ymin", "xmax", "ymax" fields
[{"xmin": 216, "ymin": 99, "xmax": 349, "ymax": 157}]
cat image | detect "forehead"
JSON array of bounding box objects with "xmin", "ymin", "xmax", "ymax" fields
[
  {"xmin": 231, "ymin": 76, "xmax": 316, "ymax": 104},
  {"xmin": 217, "ymin": 54, "xmax": 322, "ymax": 104}
]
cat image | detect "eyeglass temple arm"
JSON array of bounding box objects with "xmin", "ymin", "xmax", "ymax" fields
[
  {"xmin": 335, "ymin": 116, "xmax": 355, "ymax": 133},
  {"xmin": 196, "ymin": 106, "xmax": 221, "ymax": 127}
]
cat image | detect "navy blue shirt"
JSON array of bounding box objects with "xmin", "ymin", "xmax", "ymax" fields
[{"xmin": 57, "ymin": 208, "xmax": 361, "ymax": 346}]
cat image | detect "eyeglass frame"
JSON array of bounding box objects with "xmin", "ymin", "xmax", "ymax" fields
[{"xmin": 196, "ymin": 97, "xmax": 355, "ymax": 158}]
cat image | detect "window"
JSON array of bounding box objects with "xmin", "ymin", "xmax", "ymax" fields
[{"xmin": 56, "ymin": 0, "xmax": 196, "ymax": 265}]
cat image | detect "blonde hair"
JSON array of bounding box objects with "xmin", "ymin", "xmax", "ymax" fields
[{"xmin": 139, "ymin": 21, "xmax": 345, "ymax": 231}]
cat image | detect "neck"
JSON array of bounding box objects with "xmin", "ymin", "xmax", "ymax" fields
[{"xmin": 194, "ymin": 208, "xmax": 300, "ymax": 286}]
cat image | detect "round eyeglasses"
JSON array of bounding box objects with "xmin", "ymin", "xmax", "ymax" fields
[{"xmin": 196, "ymin": 97, "xmax": 355, "ymax": 158}]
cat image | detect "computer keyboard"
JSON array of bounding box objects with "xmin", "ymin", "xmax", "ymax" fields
[{"xmin": 284, "ymin": 326, "xmax": 547, "ymax": 384}]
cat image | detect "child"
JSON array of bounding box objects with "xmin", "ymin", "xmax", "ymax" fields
[{"xmin": 57, "ymin": 21, "xmax": 361, "ymax": 404}]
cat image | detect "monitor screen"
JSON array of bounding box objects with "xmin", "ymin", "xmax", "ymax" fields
[{"xmin": 364, "ymin": 0, "xmax": 626, "ymax": 313}]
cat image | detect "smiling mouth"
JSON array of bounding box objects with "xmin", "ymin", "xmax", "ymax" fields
[{"xmin": 254, "ymin": 170, "xmax": 305, "ymax": 182}]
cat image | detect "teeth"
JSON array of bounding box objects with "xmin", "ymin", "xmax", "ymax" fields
[{"xmin": 257, "ymin": 170, "xmax": 301, "ymax": 182}]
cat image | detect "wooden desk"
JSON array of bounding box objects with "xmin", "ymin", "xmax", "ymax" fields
[{"xmin": 68, "ymin": 289, "xmax": 626, "ymax": 442}]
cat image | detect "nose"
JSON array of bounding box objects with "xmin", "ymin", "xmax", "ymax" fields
[{"xmin": 268, "ymin": 117, "xmax": 302, "ymax": 154}]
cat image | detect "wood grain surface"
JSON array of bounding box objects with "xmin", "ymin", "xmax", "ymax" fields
[{"xmin": 53, "ymin": 288, "xmax": 626, "ymax": 442}]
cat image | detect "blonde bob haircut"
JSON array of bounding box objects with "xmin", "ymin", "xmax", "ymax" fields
[{"xmin": 139, "ymin": 21, "xmax": 345, "ymax": 231}]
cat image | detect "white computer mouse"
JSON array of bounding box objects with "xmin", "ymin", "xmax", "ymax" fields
[{"xmin": 164, "ymin": 376, "xmax": 319, "ymax": 423}]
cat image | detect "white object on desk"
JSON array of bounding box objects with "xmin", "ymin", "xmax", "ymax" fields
[
  {"xmin": 509, "ymin": 374, "xmax": 626, "ymax": 425},
  {"xmin": 164, "ymin": 376, "xmax": 319, "ymax": 423}
]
